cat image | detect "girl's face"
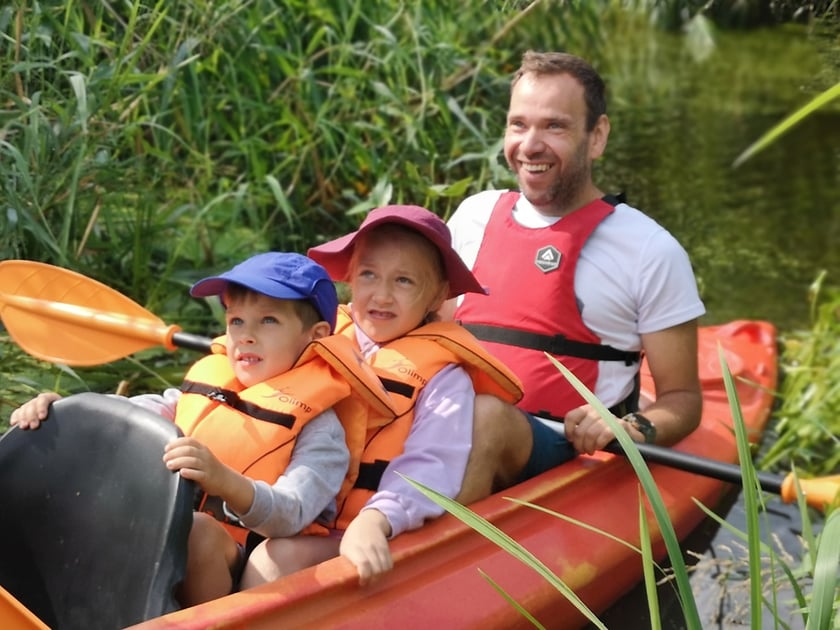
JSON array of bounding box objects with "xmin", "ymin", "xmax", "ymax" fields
[
  {"xmin": 349, "ymin": 228, "xmax": 448, "ymax": 344},
  {"xmin": 224, "ymin": 293, "xmax": 317, "ymax": 387}
]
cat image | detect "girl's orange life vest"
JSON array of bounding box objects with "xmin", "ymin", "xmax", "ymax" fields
[
  {"xmin": 327, "ymin": 305, "xmax": 523, "ymax": 530},
  {"xmin": 176, "ymin": 334, "xmax": 395, "ymax": 543}
]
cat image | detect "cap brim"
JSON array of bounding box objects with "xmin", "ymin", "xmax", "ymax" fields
[{"xmin": 190, "ymin": 275, "xmax": 307, "ymax": 301}]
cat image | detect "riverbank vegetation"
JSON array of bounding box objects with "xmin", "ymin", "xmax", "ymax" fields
[{"xmin": 2, "ymin": 0, "xmax": 838, "ymax": 626}]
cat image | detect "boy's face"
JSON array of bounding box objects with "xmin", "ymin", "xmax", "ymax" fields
[
  {"xmin": 349, "ymin": 232, "xmax": 447, "ymax": 344},
  {"xmin": 224, "ymin": 293, "xmax": 314, "ymax": 387}
]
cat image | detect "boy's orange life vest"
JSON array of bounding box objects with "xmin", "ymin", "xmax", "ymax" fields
[
  {"xmin": 176, "ymin": 334, "xmax": 395, "ymax": 543},
  {"xmin": 327, "ymin": 306, "xmax": 523, "ymax": 530}
]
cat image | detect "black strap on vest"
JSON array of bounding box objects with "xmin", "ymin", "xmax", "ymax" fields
[
  {"xmin": 378, "ymin": 377, "xmax": 415, "ymax": 400},
  {"xmin": 602, "ymin": 192, "xmax": 626, "ymax": 206},
  {"xmin": 180, "ymin": 380, "xmax": 297, "ymax": 429},
  {"xmin": 355, "ymin": 459, "xmax": 390, "ymax": 491},
  {"xmin": 461, "ymin": 324, "xmax": 640, "ymax": 365},
  {"xmin": 349, "ymin": 379, "xmax": 417, "ymax": 492}
]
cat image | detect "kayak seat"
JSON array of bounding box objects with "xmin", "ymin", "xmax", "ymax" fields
[{"xmin": 0, "ymin": 392, "xmax": 194, "ymax": 630}]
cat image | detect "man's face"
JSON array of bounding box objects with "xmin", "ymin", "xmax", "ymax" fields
[{"xmin": 503, "ymin": 72, "xmax": 605, "ymax": 216}]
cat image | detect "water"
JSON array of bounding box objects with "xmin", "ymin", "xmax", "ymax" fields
[
  {"xmin": 595, "ymin": 25, "xmax": 840, "ymax": 332},
  {"xmin": 582, "ymin": 23, "xmax": 838, "ymax": 627}
]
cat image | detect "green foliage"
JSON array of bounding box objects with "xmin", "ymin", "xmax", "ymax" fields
[{"xmin": 760, "ymin": 273, "xmax": 840, "ymax": 477}]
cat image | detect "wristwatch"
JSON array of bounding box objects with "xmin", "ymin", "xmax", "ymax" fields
[{"xmin": 622, "ymin": 412, "xmax": 657, "ymax": 444}]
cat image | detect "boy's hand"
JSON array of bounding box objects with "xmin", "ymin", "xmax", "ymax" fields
[
  {"xmin": 9, "ymin": 392, "xmax": 63, "ymax": 430},
  {"xmin": 339, "ymin": 509, "xmax": 393, "ymax": 585},
  {"xmin": 163, "ymin": 436, "xmax": 230, "ymax": 495},
  {"xmin": 162, "ymin": 437, "xmax": 256, "ymax": 515}
]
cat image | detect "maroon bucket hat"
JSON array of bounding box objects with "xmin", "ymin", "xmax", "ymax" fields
[{"xmin": 308, "ymin": 205, "xmax": 486, "ymax": 299}]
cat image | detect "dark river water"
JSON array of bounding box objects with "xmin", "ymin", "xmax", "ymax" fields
[
  {"xmin": 594, "ymin": 25, "xmax": 839, "ymax": 333},
  {"xmin": 580, "ymin": 20, "xmax": 838, "ymax": 628}
]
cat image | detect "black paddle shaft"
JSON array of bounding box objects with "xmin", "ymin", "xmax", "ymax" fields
[
  {"xmin": 555, "ymin": 425, "xmax": 785, "ymax": 496},
  {"xmin": 171, "ymin": 331, "xmax": 213, "ymax": 354}
]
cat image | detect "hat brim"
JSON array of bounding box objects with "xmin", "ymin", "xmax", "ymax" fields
[
  {"xmin": 190, "ymin": 275, "xmax": 309, "ymax": 301},
  {"xmin": 308, "ymin": 215, "xmax": 486, "ymax": 299}
]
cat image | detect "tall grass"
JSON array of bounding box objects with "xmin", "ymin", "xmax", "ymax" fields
[{"xmin": 2, "ymin": 0, "xmax": 606, "ymax": 308}]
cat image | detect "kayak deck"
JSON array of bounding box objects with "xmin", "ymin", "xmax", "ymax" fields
[{"xmin": 125, "ymin": 319, "xmax": 777, "ymax": 630}]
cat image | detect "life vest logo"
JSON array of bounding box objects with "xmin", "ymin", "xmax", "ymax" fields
[
  {"xmin": 266, "ymin": 387, "xmax": 312, "ymax": 413},
  {"xmin": 383, "ymin": 359, "xmax": 427, "ymax": 386},
  {"xmin": 534, "ymin": 246, "xmax": 561, "ymax": 273}
]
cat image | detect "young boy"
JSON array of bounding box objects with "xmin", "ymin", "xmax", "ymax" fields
[{"xmin": 10, "ymin": 252, "xmax": 393, "ymax": 607}]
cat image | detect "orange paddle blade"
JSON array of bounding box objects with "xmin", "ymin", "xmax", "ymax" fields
[
  {"xmin": 781, "ymin": 473, "xmax": 840, "ymax": 512},
  {"xmin": 0, "ymin": 260, "xmax": 181, "ymax": 366}
]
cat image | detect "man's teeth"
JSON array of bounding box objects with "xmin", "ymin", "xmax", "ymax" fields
[{"xmin": 523, "ymin": 163, "xmax": 550, "ymax": 172}]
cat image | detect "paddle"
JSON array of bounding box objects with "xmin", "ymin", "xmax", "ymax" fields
[
  {"xmin": 2, "ymin": 260, "xmax": 838, "ymax": 511},
  {"xmin": 556, "ymin": 426, "xmax": 839, "ymax": 513},
  {"xmin": 0, "ymin": 260, "xmax": 211, "ymax": 366}
]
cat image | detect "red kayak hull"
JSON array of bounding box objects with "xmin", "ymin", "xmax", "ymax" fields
[{"xmin": 124, "ymin": 319, "xmax": 777, "ymax": 630}]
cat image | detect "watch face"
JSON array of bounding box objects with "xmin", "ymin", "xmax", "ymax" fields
[{"xmin": 628, "ymin": 413, "xmax": 656, "ymax": 443}]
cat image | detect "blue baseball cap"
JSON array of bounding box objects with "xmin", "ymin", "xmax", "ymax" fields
[{"xmin": 190, "ymin": 252, "xmax": 339, "ymax": 332}]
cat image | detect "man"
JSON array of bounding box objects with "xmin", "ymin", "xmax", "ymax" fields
[{"xmin": 442, "ymin": 51, "xmax": 705, "ymax": 502}]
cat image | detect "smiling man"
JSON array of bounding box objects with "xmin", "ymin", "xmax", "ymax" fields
[{"xmin": 443, "ymin": 51, "xmax": 706, "ymax": 501}]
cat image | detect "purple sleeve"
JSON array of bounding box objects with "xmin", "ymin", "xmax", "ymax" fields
[{"xmin": 361, "ymin": 364, "xmax": 474, "ymax": 537}]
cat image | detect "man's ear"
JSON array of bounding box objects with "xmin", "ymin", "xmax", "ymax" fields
[
  {"xmin": 310, "ymin": 321, "xmax": 333, "ymax": 340},
  {"xmin": 589, "ymin": 113, "xmax": 610, "ymax": 161}
]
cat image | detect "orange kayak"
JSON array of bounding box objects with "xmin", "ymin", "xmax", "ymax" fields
[{"xmin": 1, "ymin": 320, "xmax": 778, "ymax": 629}]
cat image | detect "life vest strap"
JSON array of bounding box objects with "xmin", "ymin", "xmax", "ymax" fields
[
  {"xmin": 181, "ymin": 380, "xmax": 297, "ymax": 429},
  {"xmin": 462, "ymin": 323, "xmax": 641, "ymax": 365},
  {"xmin": 355, "ymin": 459, "xmax": 389, "ymax": 491},
  {"xmin": 378, "ymin": 377, "xmax": 416, "ymax": 400}
]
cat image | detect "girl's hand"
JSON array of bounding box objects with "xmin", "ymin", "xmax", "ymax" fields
[{"xmin": 339, "ymin": 509, "xmax": 393, "ymax": 585}]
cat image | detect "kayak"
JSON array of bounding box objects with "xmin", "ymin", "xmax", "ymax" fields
[
  {"xmin": 1, "ymin": 319, "xmax": 778, "ymax": 629},
  {"xmin": 132, "ymin": 319, "xmax": 778, "ymax": 629}
]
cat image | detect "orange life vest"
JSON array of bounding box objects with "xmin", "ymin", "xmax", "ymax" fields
[
  {"xmin": 328, "ymin": 306, "xmax": 523, "ymax": 530},
  {"xmin": 176, "ymin": 334, "xmax": 395, "ymax": 543}
]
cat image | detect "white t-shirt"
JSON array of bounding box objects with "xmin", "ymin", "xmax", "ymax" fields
[{"xmin": 448, "ymin": 190, "xmax": 706, "ymax": 407}]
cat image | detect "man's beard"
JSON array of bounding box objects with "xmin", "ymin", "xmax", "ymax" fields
[{"xmin": 519, "ymin": 142, "xmax": 591, "ymax": 215}]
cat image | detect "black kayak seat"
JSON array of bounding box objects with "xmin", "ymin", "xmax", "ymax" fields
[{"xmin": 0, "ymin": 392, "xmax": 193, "ymax": 630}]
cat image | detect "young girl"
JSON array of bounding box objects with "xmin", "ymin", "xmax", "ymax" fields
[{"xmin": 240, "ymin": 206, "xmax": 522, "ymax": 587}]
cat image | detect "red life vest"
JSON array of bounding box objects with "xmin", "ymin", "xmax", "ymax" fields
[
  {"xmin": 456, "ymin": 191, "xmax": 638, "ymax": 419},
  {"xmin": 176, "ymin": 334, "xmax": 395, "ymax": 543},
  {"xmin": 327, "ymin": 306, "xmax": 523, "ymax": 529}
]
